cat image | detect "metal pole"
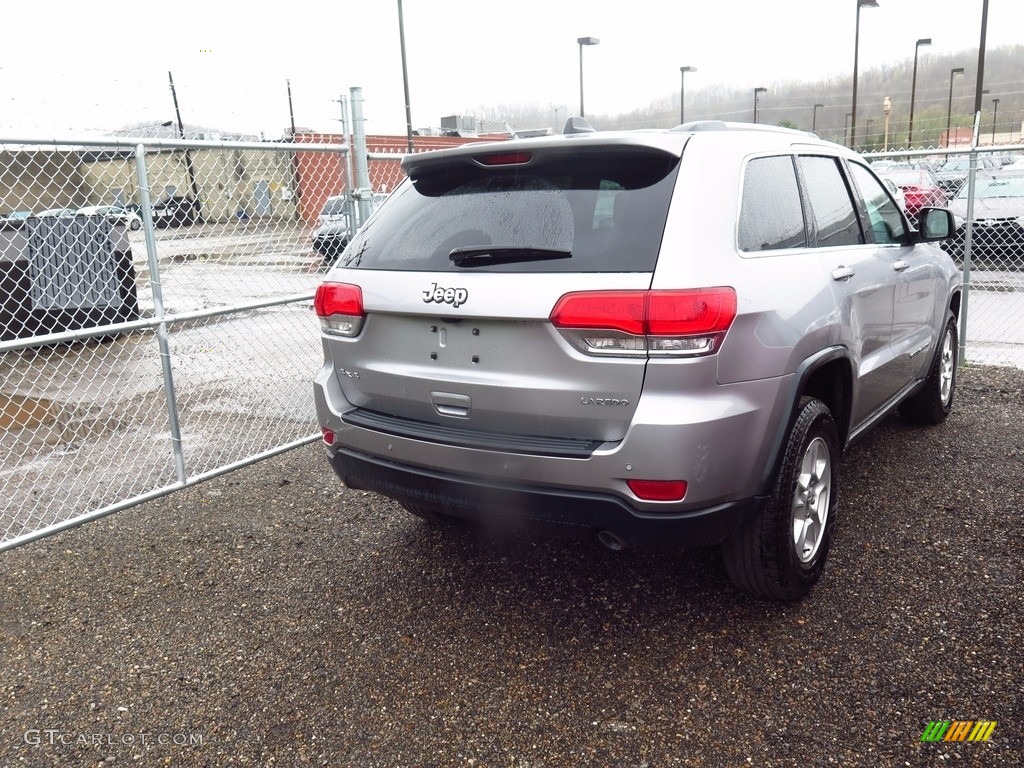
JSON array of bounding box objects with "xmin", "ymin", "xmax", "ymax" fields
[
  {"xmin": 680, "ymin": 69, "xmax": 685, "ymax": 124},
  {"xmin": 287, "ymin": 79, "xmax": 297, "ymax": 137},
  {"xmin": 959, "ymin": 0, "xmax": 990, "ymax": 365},
  {"xmin": 351, "ymin": 86, "xmax": 372, "ymax": 228},
  {"xmin": 947, "ymin": 68, "xmax": 964, "ymax": 149},
  {"xmin": 973, "ymin": 0, "xmax": 990, "ymax": 117},
  {"xmin": 578, "ymin": 42, "xmax": 585, "ymax": 117},
  {"xmin": 958, "ymin": 111, "xmax": 983, "ymax": 366},
  {"xmin": 908, "ymin": 38, "xmax": 930, "ymax": 147},
  {"xmin": 134, "ymin": 144, "xmax": 187, "ymax": 485},
  {"xmin": 397, "ymin": 0, "xmax": 414, "ymax": 153},
  {"xmin": 167, "ymin": 71, "xmax": 202, "ymax": 220},
  {"xmin": 338, "ymin": 94, "xmax": 357, "ymax": 242},
  {"xmin": 991, "ymin": 98, "xmax": 999, "ymax": 143},
  {"xmin": 679, "ymin": 67, "xmax": 695, "ymax": 124},
  {"xmin": 851, "ymin": 2, "xmax": 862, "ymax": 150}
]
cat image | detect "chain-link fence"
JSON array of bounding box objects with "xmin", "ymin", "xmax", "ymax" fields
[
  {"xmin": 0, "ymin": 99, "xmax": 506, "ymax": 553},
  {"xmin": 0, "ymin": 136, "xmax": 336, "ymax": 551},
  {"xmin": 3, "ymin": 116, "xmax": 1024, "ymax": 551},
  {"xmin": 858, "ymin": 106, "xmax": 1024, "ymax": 370}
]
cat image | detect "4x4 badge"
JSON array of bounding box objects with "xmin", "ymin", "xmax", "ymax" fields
[{"xmin": 422, "ymin": 282, "xmax": 468, "ymax": 308}]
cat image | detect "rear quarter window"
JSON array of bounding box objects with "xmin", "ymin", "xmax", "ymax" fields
[{"xmin": 738, "ymin": 155, "xmax": 807, "ymax": 251}]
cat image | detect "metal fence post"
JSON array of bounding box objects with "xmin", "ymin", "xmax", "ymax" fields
[
  {"xmin": 135, "ymin": 144, "xmax": 187, "ymax": 485},
  {"xmin": 957, "ymin": 112, "xmax": 982, "ymax": 366}
]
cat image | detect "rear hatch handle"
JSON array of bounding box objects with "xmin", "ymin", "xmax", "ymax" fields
[{"xmin": 431, "ymin": 391, "xmax": 472, "ymax": 418}]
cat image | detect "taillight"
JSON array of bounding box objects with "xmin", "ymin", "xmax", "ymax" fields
[
  {"xmin": 550, "ymin": 288, "xmax": 736, "ymax": 357},
  {"xmin": 314, "ymin": 282, "xmax": 365, "ymax": 337}
]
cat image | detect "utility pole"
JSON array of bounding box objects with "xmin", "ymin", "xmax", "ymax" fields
[{"xmin": 167, "ymin": 71, "xmax": 203, "ymax": 221}]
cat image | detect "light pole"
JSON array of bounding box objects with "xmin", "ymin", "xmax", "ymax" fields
[
  {"xmin": 679, "ymin": 66, "xmax": 697, "ymax": 124},
  {"xmin": 550, "ymin": 103, "xmax": 564, "ymax": 133},
  {"xmin": 882, "ymin": 96, "xmax": 892, "ymax": 151},
  {"xmin": 907, "ymin": 37, "xmax": 931, "ymax": 147},
  {"xmin": 753, "ymin": 87, "xmax": 767, "ymax": 124},
  {"xmin": 844, "ymin": 112, "xmax": 852, "ymax": 146},
  {"xmin": 577, "ymin": 36, "xmax": 600, "ymax": 118},
  {"xmin": 812, "ymin": 103, "xmax": 825, "ymax": 132},
  {"xmin": 992, "ymin": 97, "xmax": 1000, "ymax": 143},
  {"xmin": 946, "ymin": 66, "xmax": 965, "ymax": 149},
  {"xmin": 851, "ymin": 0, "xmax": 880, "ymax": 151}
]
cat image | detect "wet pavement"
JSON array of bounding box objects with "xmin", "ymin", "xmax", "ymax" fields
[{"xmin": 1, "ymin": 364, "xmax": 1021, "ymax": 767}]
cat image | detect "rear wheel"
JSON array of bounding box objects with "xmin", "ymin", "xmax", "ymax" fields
[
  {"xmin": 898, "ymin": 315, "xmax": 957, "ymax": 425},
  {"xmin": 723, "ymin": 397, "xmax": 840, "ymax": 601}
]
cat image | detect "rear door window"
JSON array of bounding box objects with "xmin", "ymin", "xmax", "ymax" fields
[
  {"xmin": 796, "ymin": 156, "xmax": 863, "ymax": 248},
  {"xmin": 336, "ymin": 147, "xmax": 679, "ymax": 273}
]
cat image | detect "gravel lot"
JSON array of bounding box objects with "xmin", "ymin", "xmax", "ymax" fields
[{"xmin": 1, "ymin": 364, "xmax": 1022, "ymax": 767}]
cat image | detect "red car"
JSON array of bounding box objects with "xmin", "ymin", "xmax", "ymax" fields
[{"xmin": 878, "ymin": 168, "xmax": 947, "ymax": 223}]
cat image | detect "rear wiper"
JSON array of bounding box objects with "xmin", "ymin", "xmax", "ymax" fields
[{"xmin": 449, "ymin": 245, "xmax": 572, "ymax": 267}]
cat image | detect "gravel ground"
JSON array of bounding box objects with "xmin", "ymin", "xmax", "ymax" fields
[{"xmin": 1, "ymin": 364, "xmax": 1022, "ymax": 768}]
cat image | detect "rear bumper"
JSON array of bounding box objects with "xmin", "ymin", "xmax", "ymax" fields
[{"xmin": 328, "ymin": 446, "xmax": 765, "ymax": 552}]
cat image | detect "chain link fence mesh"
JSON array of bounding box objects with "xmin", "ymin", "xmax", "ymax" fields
[
  {"xmin": 3, "ymin": 129, "xmax": 1024, "ymax": 550},
  {"xmin": 1, "ymin": 139, "xmax": 341, "ymax": 549}
]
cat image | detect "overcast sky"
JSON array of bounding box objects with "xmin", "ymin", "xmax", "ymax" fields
[{"xmin": 1, "ymin": 0, "xmax": 1020, "ymax": 138}]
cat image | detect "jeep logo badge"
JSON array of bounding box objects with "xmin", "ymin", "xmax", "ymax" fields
[{"xmin": 422, "ymin": 282, "xmax": 469, "ymax": 308}]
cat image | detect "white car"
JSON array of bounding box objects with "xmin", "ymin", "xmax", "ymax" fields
[
  {"xmin": 77, "ymin": 204, "xmax": 143, "ymax": 231},
  {"xmin": 882, "ymin": 177, "xmax": 906, "ymax": 212}
]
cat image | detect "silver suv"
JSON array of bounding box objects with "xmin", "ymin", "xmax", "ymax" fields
[{"xmin": 313, "ymin": 120, "xmax": 960, "ymax": 600}]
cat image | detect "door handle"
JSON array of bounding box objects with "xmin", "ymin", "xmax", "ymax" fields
[
  {"xmin": 831, "ymin": 266, "xmax": 855, "ymax": 281},
  {"xmin": 893, "ymin": 260, "xmax": 910, "ymax": 272}
]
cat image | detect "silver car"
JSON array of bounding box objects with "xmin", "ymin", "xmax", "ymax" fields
[{"xmin": 313, "ymin": 120, "xmax": 961, "ymax": 600}]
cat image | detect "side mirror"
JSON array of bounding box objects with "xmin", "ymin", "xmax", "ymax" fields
[{"xmin": 916, "ymin": 207, "xmax": 954, "ymax": 242}]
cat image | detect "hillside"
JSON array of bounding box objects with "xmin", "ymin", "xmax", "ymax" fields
[{"xmin": 482, "ymin": 45, "xmax": 1023, "ymax": 150}]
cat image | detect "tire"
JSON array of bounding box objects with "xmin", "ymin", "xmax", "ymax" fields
[
  {"xmin": 898, "ymin": 315, "xmax": 957, "ymax": 425},
  {"xmin": 722, "ymin": 397, "xmax": 840, "ymax": 601},
  {"xmin": 400, "ymin": 502, "xmax": 461, "ymax": 526}
]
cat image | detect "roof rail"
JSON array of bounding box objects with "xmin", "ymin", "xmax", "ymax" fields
[{"xmin": 672, "ymin": 120, "xmax": 729, "ymax": 132}]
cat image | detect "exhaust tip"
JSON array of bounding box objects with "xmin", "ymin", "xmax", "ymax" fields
[{"xmin": 596, "ymin": 529, "xmax": 629, "ymax": 552}]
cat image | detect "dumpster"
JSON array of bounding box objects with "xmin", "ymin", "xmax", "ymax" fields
[{"xmin": 0, "ymin": 215, "xmax": 140, "ymax": 342}]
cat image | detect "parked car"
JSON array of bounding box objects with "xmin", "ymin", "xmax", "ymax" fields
[
  {"xmin": 318, "ymin": 194, "xmax": 349, "ymax": 227},
  {"xmin": 312, "ymin": 218, "xmax": 352, "ymax": 262},
  {"xmin": 77, "ymin": 204, "xmax": 143, "ymax": 231},
  {"xmin": 882, "ymin": 177, "xmax": 906, "ymax": 212},
  {"xmin": 0, "ymin": 210, "xmax": 34, "ymax": 224},
  {"xmin": 313, "ymin": 119, "xmax": 961, "ymax": 601},
  {"xmin": 311, "ymin": 193, "xmax": 388, "ymax": 263},
  {"xmin": 934, "ymin": 155, "xmax": 1002, "ymax": 196},
  {"xmin": 152, "ymin": 195, "xmax": 200, "ymax": 228},
  {"xmin": 876, "ymin": 168, "xmax": 948, "ymax": 224},
  {"xmin": 36, "ymin": 207, "xmax": 78, "ymax": 218},
  {"xmin": 944, "ymin": 170, "xmax": 1024, "ymax": 268}
]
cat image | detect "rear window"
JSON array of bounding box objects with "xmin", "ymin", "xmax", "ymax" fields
[{"xmin": 335, "ymin": 146, "xmax": 679, "ymax": 273}]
